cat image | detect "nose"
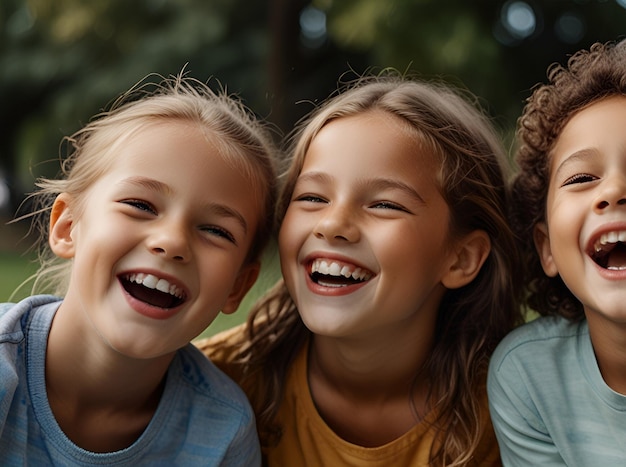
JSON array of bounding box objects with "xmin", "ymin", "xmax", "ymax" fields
[
  {"xmin": 313, "ymin": 203, "xmax": 360, "ymax": 243},
  {"xmin": 594, "ymin": 174, "xmax": 626, "ymax": 213},
  {"xmin": 147, "ymin": 221, "xmax": 191, "ymax": 262}
]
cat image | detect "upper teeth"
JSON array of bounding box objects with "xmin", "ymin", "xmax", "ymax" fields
[
  {"xmin": 311, "ymin": 259, "xmax": 372, "ymax": 281},
  {"xmin": 594, "ymin": 230, "xmax": 626, "ymax": 252},
  {"xmin": 127, "ymin": 273, "xmax": 184, "ymax": 298}
]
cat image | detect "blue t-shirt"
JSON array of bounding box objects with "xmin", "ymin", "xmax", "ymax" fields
[
  {"xmin": 488, "ymin": 315, "xmax": 626, "ymax": 466},
  {"xmin": 0, "ymin": 295, "xmax": 261, "ymax": 466}
]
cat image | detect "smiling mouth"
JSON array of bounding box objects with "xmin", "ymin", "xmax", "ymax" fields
[
  {"xmin": 120, "ymin": 273, "xmax": 186, "ymax": 308},
  {"xmin": 309, "ymin": 259, "xmax": 374, "ymax": 288},
  {"xmin": 590, "ymin": 230, "xmax": 626, "ymax": 270}
]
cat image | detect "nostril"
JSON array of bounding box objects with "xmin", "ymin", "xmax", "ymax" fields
[
  {"xmin": 618, "ymin": 198, "xmax": 626, "ymax": 205},
  {"xmin": 597, "ymin": 200, "xmax": 610, "ymax": 209}
]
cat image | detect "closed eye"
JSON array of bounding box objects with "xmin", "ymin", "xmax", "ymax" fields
[
  {"xmin": 371, "ymin": 201, "xmax": 410, "ymax": 212},
  {"xmin": 561, "ymin": 173, "xmax": 597, "ymax": 187},
  {"xmin": 201, "ymin": 225, "xmax": 236, "ymax": 244},
  {"xmin": 120, "ymin": 199, "xmax": 157, "ymax": 215},
  {"xmin": 294, "ymin": 194, "xmax": 327, "ymax": 203}
]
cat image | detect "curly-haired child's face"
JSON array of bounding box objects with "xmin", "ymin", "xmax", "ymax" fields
[
  {"xmin": 49, "ymin": 121, "xmax": 261, "ymax": 359},
  {"xmin": 535, "ymin": 95, "xmax": 626, "ymax": 325}
]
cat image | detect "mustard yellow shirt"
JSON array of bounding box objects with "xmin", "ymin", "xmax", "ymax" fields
[{"xmin": 199, "ymin": 325, "xmax": 501, "ymax": 466}]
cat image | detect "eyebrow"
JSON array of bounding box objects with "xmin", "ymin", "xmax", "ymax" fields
[
  {"xmin": 553, "ymin": 148, "xmax": 596, "ymax": 180},
  {"xmin": 117, "ymin": 176, "xmax": 249, "ymax": 233},
  {"xmin": 119, "ymin": 176, "xmax": 172, "ymax": 195},
  {"xmin": 295, "ymin": 171, "xmax": 425, "ymax": 204}
]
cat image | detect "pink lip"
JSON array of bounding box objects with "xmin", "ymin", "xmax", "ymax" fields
[
  {"xmin": 304, "ymin": 273, "xmax": 370, "ymax": 296},
  {"xmin": 585, "ymin": 222, "xmax": 626, "ymax": 280},
  {"xmin": 117, "ymin": 268, "xmax": 189, "ymax": 320}
]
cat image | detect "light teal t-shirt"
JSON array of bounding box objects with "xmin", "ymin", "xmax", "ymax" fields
[
  {"xmin": 488, "ymin": 315, "xmax": 626, "ymax": 466},
  {"xmin": 0, "ymin": 295, "xmax": 261, "ymax": 466}
]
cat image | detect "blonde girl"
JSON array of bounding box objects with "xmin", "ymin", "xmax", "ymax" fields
[{"xmin": 0, "ymin": 75, "xmax": 277, "ymax": 465}]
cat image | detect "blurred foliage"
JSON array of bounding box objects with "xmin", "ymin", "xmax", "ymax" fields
[{"xmin": 1, "ymin": 0, "xmax": 626, "ymax": 218}]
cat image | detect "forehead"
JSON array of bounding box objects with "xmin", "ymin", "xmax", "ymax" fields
[
  {"xmin": 303, "ymin": 111, "xmax": 438, "ymax": 175},
  {"xmin": 108, "ymin": 122, "xmax": 263, "ymax": 209},
  {"xmin": 550, "ymin": 96, "xmax": 626, "ymax": 172}
]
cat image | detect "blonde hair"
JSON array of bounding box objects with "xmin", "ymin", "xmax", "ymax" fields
[
  {"xmin": 208, "ymin": 73, "xmax": 523, "ymax": 465},
  {"xmin": 21, "ymin": 74, "xmax": 278, "ymax": 296}
]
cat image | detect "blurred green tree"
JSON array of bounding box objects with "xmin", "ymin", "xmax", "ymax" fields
[{"xmin": 2, "ymin": 0, "xmax": 626, "ymax": 216}]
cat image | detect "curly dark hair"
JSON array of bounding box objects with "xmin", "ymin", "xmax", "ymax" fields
[{"xmin": 512, "ymin": 39, "xmax": 626, "ymax": 321}]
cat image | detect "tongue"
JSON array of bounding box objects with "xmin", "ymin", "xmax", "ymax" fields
[
  {"xmin": 124, "ymin": 281, "xmax": 178, "ymax": 308},
  {"xmin": 313, "ymin": 272, "xmax": 360, "ymax": 287},
  {"xmin": 607, "ymin": 244, "xmax": 626, "ymax": 269}
]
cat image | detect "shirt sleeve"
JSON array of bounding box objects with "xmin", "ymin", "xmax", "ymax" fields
[
  {"xmin": 221, "ymin": 410, "xmax": 261, "ymax": 466},
  {"xmin": 487, "ymin": 350, "xmax": 566, "ymax": 467}
]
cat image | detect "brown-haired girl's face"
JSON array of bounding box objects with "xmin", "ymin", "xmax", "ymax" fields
[
  {"xmin": 277, "ymin": 110, "xmax": 477, "ymax": 340},
  {"xmin": 49, "ymin": 121, "xmax": 261, "ymax": 359}
]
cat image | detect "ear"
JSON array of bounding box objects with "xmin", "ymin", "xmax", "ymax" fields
[
  {"xmin": 533, "ymin": 222, "xmax": 558, "ymax": 277},
  {"xmin": 49, "ymin": 193, "xmax": 76, "ymax": 259},
  {"xmin": 221, "ymin": 262, "xmax": 261, "ymax": 314},
  {"xmin": 441, "ymin": 230, "xmax": 491, "ymax": 289}
]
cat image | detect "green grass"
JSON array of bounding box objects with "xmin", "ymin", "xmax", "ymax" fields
[{"xmin": 0, "ymin": 251, "xmax": 39, "ymax": 302}]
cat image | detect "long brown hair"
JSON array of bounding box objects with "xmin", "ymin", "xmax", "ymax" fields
[{"xmin": 213, "ymin": 73, "xmax": 522, "ymax": 465}]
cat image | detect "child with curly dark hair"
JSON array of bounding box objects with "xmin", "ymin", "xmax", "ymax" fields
[{"xmin": 488, "ymin": 40, "xmax": 626, "ymax": 466}]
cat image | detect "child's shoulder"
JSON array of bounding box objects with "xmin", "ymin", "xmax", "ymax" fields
[
  {"xmin": 171, "ymin": 341, "xmax": 254, "ymax": 421},
  {"xmin": 195, "ymin": 323, "xmax": 246, "ymax": 355},
  {"xmin": 194, "ymin": 323, "xmax": 247, "ymax": 378},
  {"xmin": 0, "ymin": 295, "xmax": 61, "ymax": 339},
  {"xmin": 491, "ymin": 315, "xmax": 586, "ymax": 368},
  {"xmin": 177, "ymin": 340, "xmax": 246, "ymax": 396}
]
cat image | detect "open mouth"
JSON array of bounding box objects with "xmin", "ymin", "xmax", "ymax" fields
[
  {"xmin": 309, "ymin": 259, "xmax": 374, "ymax": 288},
  {"xmin": 120, "ymin": 273, "xmax": 186, "ymax": 308},
  {"xmin": 590, "ymin": 230, "xmax": 626, "ymax": 270}
]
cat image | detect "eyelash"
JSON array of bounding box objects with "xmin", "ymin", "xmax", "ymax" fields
[
  {"xmin": 295, "ymin": 194, "xmax": 327, "ymax": 203},
  {"xmin": 371, "ymin": 201, "xmax": 407, "ymax": 212},
  {"xmin": 562, "ymin": 173, "xmax": 597, "ymax": 186},
  {"xmin": 202, "ymin": 226, "xmax": 236, "ymax": 244},
  {"xmin": 121, "ymin": 199, "xmax": 156, "ymax": 214}
]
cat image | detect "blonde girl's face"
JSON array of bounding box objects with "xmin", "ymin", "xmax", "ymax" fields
[
  {"xmin": 49, "ymin": 121, "xmax": 261, "ymax": 359},
  {"xmin": 278, "ymin": 110, "xmax": 471, "ymax": 341},
  {"xmin": 535, "ymin": 95, "xmax": 626, "ymax": 326}
]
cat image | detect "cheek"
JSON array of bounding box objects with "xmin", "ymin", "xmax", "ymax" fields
[
  {"xmin": 278, "ymin": 208, "xmax": 301, "ymax": 255},
  {"xmin": 278, "ymin": 210, "xmax": 307, "ymax": 283}
]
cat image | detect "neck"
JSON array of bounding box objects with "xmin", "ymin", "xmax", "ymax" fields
[
  {"xmin": 587, "ymin": 312, "xmax": 626, "ymax": 394},
  {"xmin": 309, "ymin": 332, "xmax": 433, "ymax": 399},
  {"xmin": 44, "ymin": 304, "xmax": 174, "ymax": 451},
  {"xmin": 307, "ymin": 325, "xmax": 436, "ymax": 447}
]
